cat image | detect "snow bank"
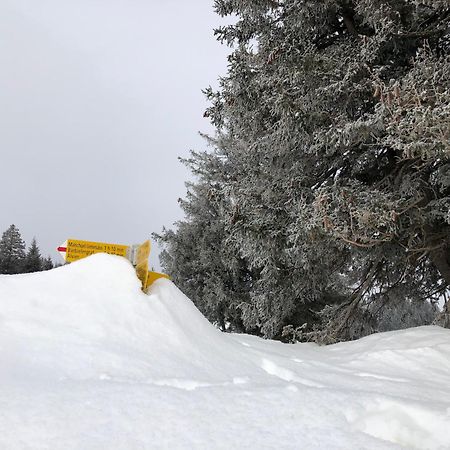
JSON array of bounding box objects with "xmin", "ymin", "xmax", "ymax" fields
[{"xmin": 1, "ymin": 254, "xmax": 449, "ymax": 449}]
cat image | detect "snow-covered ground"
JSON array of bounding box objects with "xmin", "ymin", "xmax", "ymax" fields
[{"xmin": 0, "ymin": 255, "xmax": 449, "ymax": 449}]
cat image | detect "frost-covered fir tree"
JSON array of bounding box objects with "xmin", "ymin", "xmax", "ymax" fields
[
  {"xmin": 156, "ymin": 152, "xmax": 252, "ymax": 332},
  {"xmin": 159, "ymin": 0, "xmax": 450, "ymax": 342},
  {"xmin": 23, "ymin": 238, "xmax": 43, "ymax": 273},
  {"xmin": 0, "ymin": 224, "xmax": 26, "ymax": 274}
]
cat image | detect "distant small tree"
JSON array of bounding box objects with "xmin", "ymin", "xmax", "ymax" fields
[
  {"xmin": 23, "ymin": 238, "xmax": 43, "ymax": 273},
  {"xmin": 42, "ymin": 256, "xmax": 54, "ymax": 271},
  {"xmin": 0, "ymin": 224, "xmax": 26, "ymax": 274}
]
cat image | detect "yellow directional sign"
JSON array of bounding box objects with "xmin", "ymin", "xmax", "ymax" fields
[
  {"xmin": 145, "ymin": 271, "xmax": 170, "ymax": 290},
  {"xmin": 64, "ymin": 239, "xmax": 129, "ymax": 263},
  {"xmin": 135, "ymin": 240, "xmax": 151, "ymax": 288},
  {"xmin": 57, "ymin": 238, "xmax": 169, "ymax": 292}
]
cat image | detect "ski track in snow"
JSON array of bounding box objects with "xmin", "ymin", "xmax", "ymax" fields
[{"xmin": 1, "ymin": 254, "xmax": 450, "ymax": 449}]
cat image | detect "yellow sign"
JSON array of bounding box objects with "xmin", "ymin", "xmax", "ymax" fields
[
  {"xmin": 135, "ymin": 240, "xmax": 151, "ymax": 288},
  {"xmin": 145, "ymin": 271, "xmax": 170, "ymax": 290},
  {"xmin": 58, "ymin": 238, "xmax": 169, "ymax": 292},
  {"xmin": 65, "ymin": 239, "xmax": 129, "ymax": 263}
]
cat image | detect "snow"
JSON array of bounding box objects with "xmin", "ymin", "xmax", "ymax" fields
[{"xmin": 1, "ymin": 254, "xmax": 449, "ymax": 449}]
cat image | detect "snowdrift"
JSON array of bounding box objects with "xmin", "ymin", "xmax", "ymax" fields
[
  {"xmin": 0, "ymin": 254, "xmax": 253, "ymax": 384},
  {"xmin": 1, "ymin": 254, "xmax": 450, "ymax": 449}
]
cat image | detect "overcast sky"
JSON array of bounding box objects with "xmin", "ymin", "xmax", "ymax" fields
[{"xmin": 0, "ymin": 0, "xmax": 230, "ymax": 269}]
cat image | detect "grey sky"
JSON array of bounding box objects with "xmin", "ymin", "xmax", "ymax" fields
[{"xmin": 0, "ymin": 0, "xmax": 229, "ymax": 269}]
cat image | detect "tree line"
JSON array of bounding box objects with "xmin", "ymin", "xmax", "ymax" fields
[
  {"xmin": 156, "ymin": 1, "xmax": 450, "ymax": 343},
  {"xmin": 0, "ymin": 224, "xmax": 54, "ymax": 274}
]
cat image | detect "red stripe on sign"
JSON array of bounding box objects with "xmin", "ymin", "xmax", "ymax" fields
[{"xmin": 57, "ymin": 247, "xmax": 67, "ymax": 252}]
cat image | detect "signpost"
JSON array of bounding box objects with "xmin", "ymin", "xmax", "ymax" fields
[{"xmin": 57, "ymin": 238, "xmax": 168, "ymax": 291}]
